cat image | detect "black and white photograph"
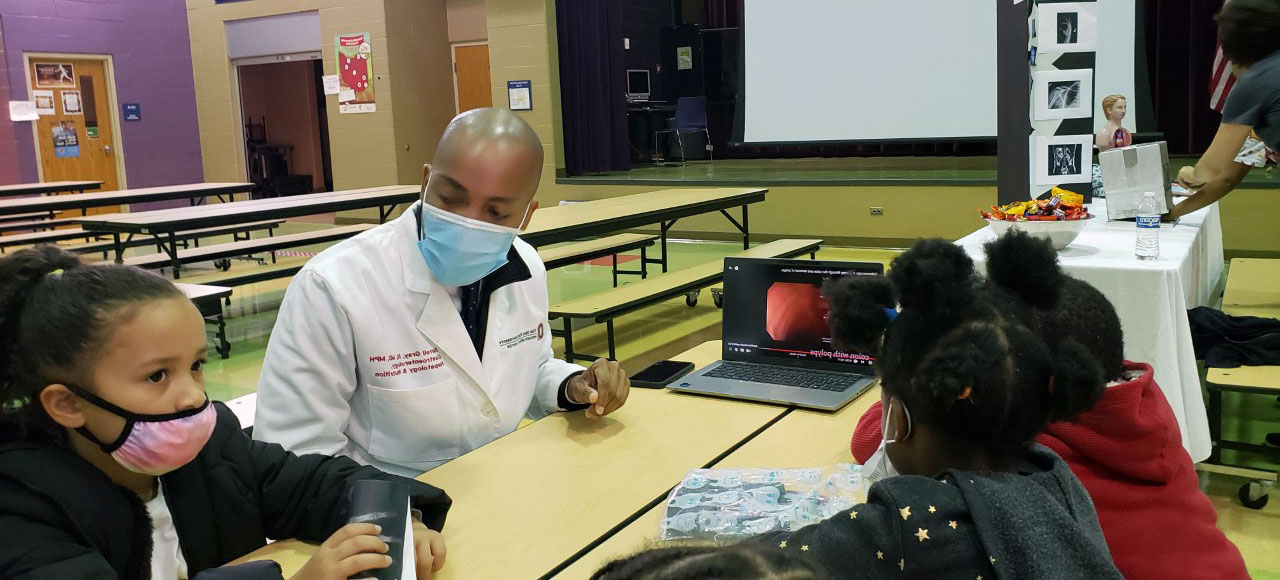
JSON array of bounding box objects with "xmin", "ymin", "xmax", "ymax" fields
[
  {"xmin": 1049, "ymin": 143, "xmax": 1081, "ymax": 176},
  {"xmin": 1033, "ymin": 68, "xmax": 1093, "ymax": 120},
  {"xmin": 1037, "ymin": 3, "xmax": 1096, "ymax": 52},
  {"xmin": 1035, "ymin": 135, "xmax": 1093, "ymax": 185},
  {"xmin": 1057, "ymin": 12, "xmax": 1078, "ymax": 45},
  {"xmin": 1047, "ymin": 80, "xmax": 1081, "ymax": 110}
]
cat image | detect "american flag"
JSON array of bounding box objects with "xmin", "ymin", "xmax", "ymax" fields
[{"xmin": 1209, "ymin": 0, "xmax": 1235, "ymax": 112}]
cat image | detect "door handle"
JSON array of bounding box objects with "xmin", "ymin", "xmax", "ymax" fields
[{"xmin": 104, "ymin": 145, "xmax": 113, "ymax": 154}]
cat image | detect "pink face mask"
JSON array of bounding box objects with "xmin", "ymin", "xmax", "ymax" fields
[{"xmin": 61, "ymin": 384, "xmax": 216, "ymax": 476}]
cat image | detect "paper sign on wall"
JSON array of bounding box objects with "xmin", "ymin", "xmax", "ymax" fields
[
  {"xmin": 33, "ymin": 90, "xmax": 54, "ymax": 115},
  {"xmin": 322, "ymin": 74, "xmax": 341, "ymax": 95},
  {"xmin": 8, "ymin": 101, "xmax": 37, "ymax": 121},
  {"xmin": 336, "ymin": 33, "xmax": 376, "ymax": 114},
  {"xmin": 676, "ymin": 46, "xmax": 693, "ymax": 70},
  {"xmin": 507, "ymin": 80, "xmax": 531, "ymax": 111},
  {"xmin": 61, "ymin": 90, "xmax": 83, "ymax": 115}
]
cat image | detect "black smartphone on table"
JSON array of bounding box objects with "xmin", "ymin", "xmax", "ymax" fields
[{"xmin": 631, "ymin": 360, "xmax": 696, "ymax": 388}]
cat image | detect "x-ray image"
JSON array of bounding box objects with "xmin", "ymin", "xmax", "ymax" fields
[
  {"xmin": 1035, "ymin": 135, "xmax": 1092, "ymax": 185},
  {"xmin": 1049, "ymin": 144, "xmax": 1082, "ymax": 177},
  {"xmin": 1047, "ymin": 81, "xmax": 1081, "ymax": 110},
  {"xmin": 1038, "ymin": 3, "xmax": 1097, "ymax": 52},
  {"xmin": 1033, "ymin": 69, "xmax": 1092, "ymax": 120},
  {"xmin": 1058, "ymin": 12, "xmax": 1079, "ymax": 45}
]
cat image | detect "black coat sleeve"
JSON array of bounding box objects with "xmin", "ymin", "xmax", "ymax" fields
[
  {"xmin": 0, "ymin": 480, "xmax": 118, "ymax": 580},
  {"xmin": 219, "ymin": 406, "xmax": 452, "ymax": 542}
]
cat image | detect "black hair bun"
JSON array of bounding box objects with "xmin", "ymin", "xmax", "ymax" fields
[
  {"xmin": 983, "ymin": 230, "xmax": 1063, "ymax": 310},
  {"xmin": 822, "ymin": 275, "xmax": 895, "ymax": 354},
  {"xmin": 1046, "ymin": 337, "xmax": 1106, "ymax": 421},
  {"xmin": 887, "ymin": 238, "xmax": 976, "ymax": 319}
]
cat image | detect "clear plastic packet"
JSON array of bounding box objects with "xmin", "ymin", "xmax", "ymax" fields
[{"xmin": 658, "ymin": 464, "xmax": 868, "ymax": 542}]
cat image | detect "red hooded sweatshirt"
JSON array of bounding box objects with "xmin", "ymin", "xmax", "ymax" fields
[{"xmin": 849, "ymin": 362, "xmax": 1249, "ymax": 580}]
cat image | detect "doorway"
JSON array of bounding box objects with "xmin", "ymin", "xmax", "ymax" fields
[
  {"xmin": 453, "ymin": 43, "xmax": 492, "ymax": 114},
  {"xmin": 27, "ymin": 55, "xmax": 123, "ymax": 213},
  {"xmin": 237, "ymin": 57, "xmax": 333, "ymax": 197}
]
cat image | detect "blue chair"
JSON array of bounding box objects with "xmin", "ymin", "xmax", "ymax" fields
[{"xmin": 655, "ymin": 97, "xmax": 712, "ymax": 164}]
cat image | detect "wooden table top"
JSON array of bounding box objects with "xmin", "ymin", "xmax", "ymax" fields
[
  {"xmin": 0, "ymin": 182, "xmax": 251, "ymax": 216},
  {"xmin": 0, "ymin": 180, "xmax": 101, "ymax": 197},
  {"xmin": 555, "ymin": 383, "xmax": 880, "ymax": 578},
  {"xmin": 233, "ymin": 341, "xmax": 798, "ymax": 579},
  {"xmin": 75, "ymin": 186, "xmax": 417, "ymax": 234},
  {"xmin": 520, "ymin": 188, "xmax": 767, "ymax": 247}
]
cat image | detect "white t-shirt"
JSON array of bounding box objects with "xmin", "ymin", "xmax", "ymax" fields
[{"xmin": 145, "ymin": 485, "xmax": 189, "ymax": 580}]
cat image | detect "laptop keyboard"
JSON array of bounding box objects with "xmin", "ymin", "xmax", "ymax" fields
[{"xmin": 703, "ymin": 362, "xmax": 858, "ymax": 391}]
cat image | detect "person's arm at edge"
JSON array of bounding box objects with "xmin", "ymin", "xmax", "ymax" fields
[{"xmin": 1169, "ymin": 123, "xmax": 1254, "ymax": 220}]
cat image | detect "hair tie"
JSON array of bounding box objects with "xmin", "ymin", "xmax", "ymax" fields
[
  {"xmin": 884, "ymin": 308, "xmax": 899, "ymax": 323},
  {"xmin": 957, "ymin": 386, "xmax": 972, "ymax": 401},
  {"xmin": 46, "ymin": 268, "xmax": 64, "ymax": 279}
]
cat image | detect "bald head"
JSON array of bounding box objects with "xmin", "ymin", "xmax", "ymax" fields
[
  {"xmin": 423, "ymin": 108, "xmax": 544, "ymax": 228},
  {"xmin": 435, "ymin": 108, "xmax": 543, "ymax": 172}
]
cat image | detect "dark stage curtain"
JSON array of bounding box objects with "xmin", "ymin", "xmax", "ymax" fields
[
  {"xmin": 1144, "ymin": 0, "xmax": 1226, "ymax": 155},
  {"xmin": 555, "ymin": 0, "xmax": 631, "ymax": 175},
  {"xmin": 702, "ymin": 0, "xmax": 741, "ymax": 29}
]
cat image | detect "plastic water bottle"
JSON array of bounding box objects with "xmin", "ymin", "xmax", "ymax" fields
[{"xmin": 1135, "ymin": 192, "xmax": 1161, "ymax": 261}]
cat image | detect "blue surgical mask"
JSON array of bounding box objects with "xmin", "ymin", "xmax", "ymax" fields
[{"xmin": 416, "ymin": 201, "xmax": 528, "ymax": 286}]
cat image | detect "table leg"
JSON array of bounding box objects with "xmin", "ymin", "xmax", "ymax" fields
[
  {"xmin": 718, "ymin": 206, "xmax": 751, "ymax": 250},
  {"xmin": 562, "ymin": 319, "xmax": 576, "ymax": 363},
  {"xmin": 606, "ymin": 319, "xmax": 617, "ymax": 361},
  {"xmin": 112, "ymin": 233, "xmax": 125, "ymax": 264},
  {"xmin": 612, "ymin": 254, "xmax": 619, "ymax": 287},
  {"xmin": 165, "ymin": 231, "xmax": 181, "ymax": 279}
]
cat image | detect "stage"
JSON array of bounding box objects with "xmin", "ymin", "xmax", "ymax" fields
[{"xmin": 556, "ymin": 155, "xmax": 1277, "ymax": 190}]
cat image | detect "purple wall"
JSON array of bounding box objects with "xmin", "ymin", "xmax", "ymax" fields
[{"xmin": 0, "ymin": 0, "xmax": 202, "ymax": 190}]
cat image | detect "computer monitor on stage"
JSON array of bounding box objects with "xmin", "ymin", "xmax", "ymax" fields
[{"xmin": 626, "ymin": 69, "xmax": 651, "ymax": 101}]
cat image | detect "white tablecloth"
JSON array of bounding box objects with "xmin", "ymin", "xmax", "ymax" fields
[{"xmin": 956, "ymin": 200, "xmax": 1224, "ymax": 462}]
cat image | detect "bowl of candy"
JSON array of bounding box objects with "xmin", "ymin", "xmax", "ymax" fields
[{"xmin": 980, "ymin": 188, "xmax": 1093, "ymax": 251}]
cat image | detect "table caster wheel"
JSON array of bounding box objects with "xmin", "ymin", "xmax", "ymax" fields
[
  {"xmin": 685, "ymin": 291, "xmax": 698, "ymax": 307},
  {"xmin": 1239, "ymin": 481, "xmax": 1270, "ymax": 510}
]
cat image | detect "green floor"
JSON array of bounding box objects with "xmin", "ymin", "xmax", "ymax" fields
[
  {"xmin": 191, "ymin": 227, "xmax": 1279, "ymax": 576},
  {"xmin": 556, "ymin": 156, "xmax": 1280, "ymax": 189}
]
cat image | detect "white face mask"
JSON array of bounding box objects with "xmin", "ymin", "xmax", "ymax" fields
[{"xmin": 863, "ymin": 398, "xmax": 911, "ymax": 484}]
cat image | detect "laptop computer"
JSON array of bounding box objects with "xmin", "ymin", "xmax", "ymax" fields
[{"xmin": 668, "ymin": 257, "xmax": 883, "ymax": 411}]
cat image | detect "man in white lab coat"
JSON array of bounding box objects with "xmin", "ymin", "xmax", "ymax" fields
[{"xmin": 253, "ymin": 108, "xmax": 630, "ymax": 477}]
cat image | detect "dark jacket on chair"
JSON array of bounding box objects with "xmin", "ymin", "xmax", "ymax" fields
[{"xmin": 0, "ymin": 402, "xmax": 452, "ymax": 579}]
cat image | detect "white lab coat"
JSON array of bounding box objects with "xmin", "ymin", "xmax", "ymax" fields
[{"xmin": 253, "ymin": 203, "xmax": 584, "ymax": 477}]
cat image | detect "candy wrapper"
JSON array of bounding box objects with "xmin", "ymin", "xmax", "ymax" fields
[
  {"xmin": 980, "ymin": 187, "xmax": 1090, "ymax": 222},
  {"xmin": 658, "ymin": 465, "xmax": 868, "ymax": 542}
]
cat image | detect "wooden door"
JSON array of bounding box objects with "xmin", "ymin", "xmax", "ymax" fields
[
  {"xmin": 454, "ymin": 44, "xmax": 493, "ymax": 113},
  {"xmin": 29, "ymin": 57, "xmax": 120, "ymax": 214}
]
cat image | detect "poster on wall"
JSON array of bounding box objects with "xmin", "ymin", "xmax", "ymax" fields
[
  {"xmin": 61, "ymin": 90, "xmax": 83, "ymax": 115},
  {"xmin": 507, "ymin": 80, "xmax": 532, "ymax": 111},
  {"xmin": 33, "ymin": 90, "xmax": 55, "ymax": 115},
  {"xmin": 676, "ymin": 46, "xmax": 693, "ymax": 70},
  {"xmin": 34, "ymin": 63, "xmax": 76, "ymax": 89},
  {"xmin": 53, "ymin": 121, "xmax": 80, "ymax": 158},
  {"xmin": 336, "ymin": 33, "xmax": 376, "ymax": 114}
]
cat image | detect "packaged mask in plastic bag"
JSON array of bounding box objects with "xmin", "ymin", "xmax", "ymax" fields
[{"xmin": 658, "ymin": 465, "xmax": 867, "ymax": 542}]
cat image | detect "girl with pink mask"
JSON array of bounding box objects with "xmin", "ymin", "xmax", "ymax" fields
[{"xmin": 0, "ymin": 246, "xmax": 452, "ymax": 579}]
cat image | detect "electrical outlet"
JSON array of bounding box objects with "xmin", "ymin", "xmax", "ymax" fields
[
  {"xmin": 870, "ymin": 207, "xmax": 884, "ymax": 216},
  {"xmin": 624, "ymin": 38, "xmax": 631, "ymax": 50}
]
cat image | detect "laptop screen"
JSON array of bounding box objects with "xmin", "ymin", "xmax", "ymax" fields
[{"xmin": 721, "ymin": 257, "xmax": 883, "ymax": 372}]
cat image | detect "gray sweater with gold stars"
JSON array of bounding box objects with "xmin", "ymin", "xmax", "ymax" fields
[{"xmin": 746, "ymin": 444, "xmax": 1122, "ymax": 579}]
